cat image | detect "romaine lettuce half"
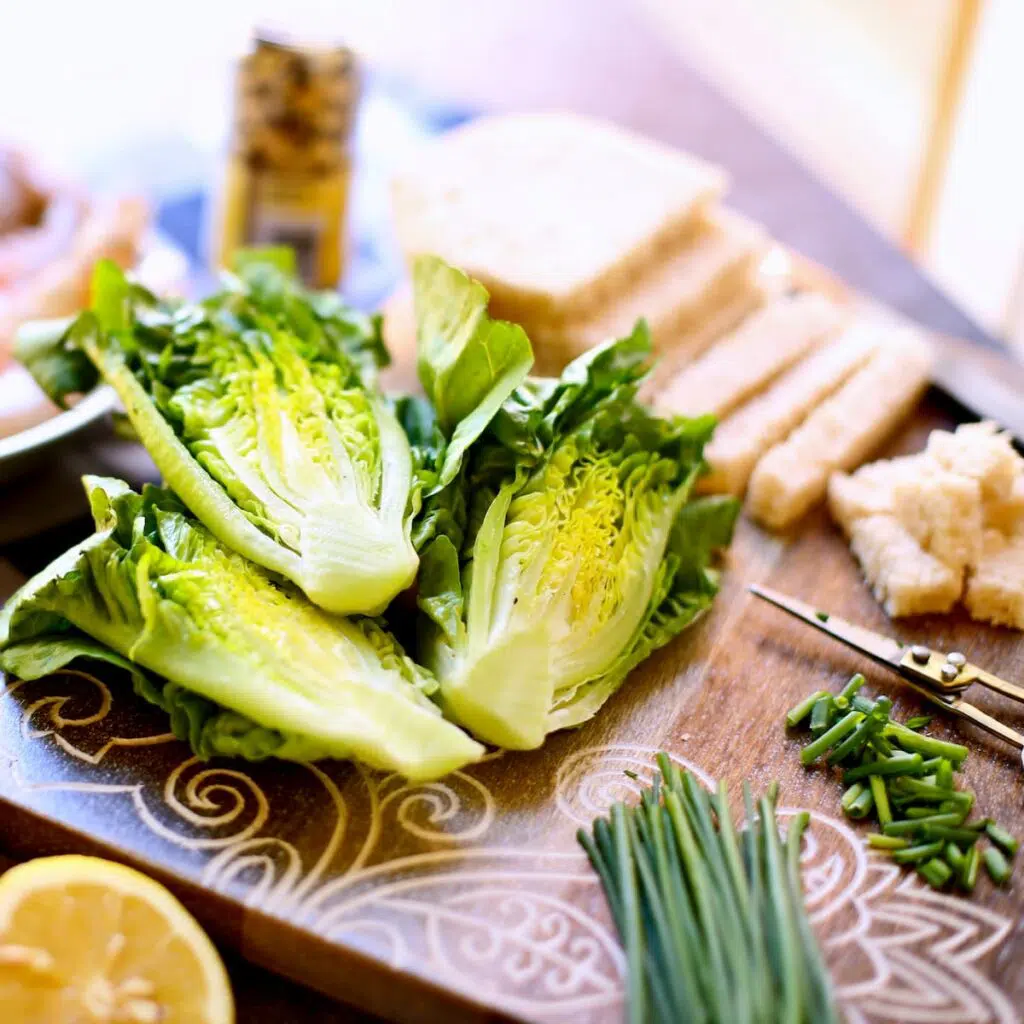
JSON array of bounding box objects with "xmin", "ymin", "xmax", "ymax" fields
[
  {"xmin": 413, "ymin": 272, "xmax": 739, "ymax": 749},
  {"xmin": 17, "ymin": 254, "xmax": 414, "ymax": 615},
  {"xmin": 0, "ymin": 476, "xmax": 484, "ymax": 780}
]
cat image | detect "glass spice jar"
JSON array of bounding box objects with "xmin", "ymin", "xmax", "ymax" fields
[{"xmin": 210, "ymin": 27, "xmax": 358, "ymax": 288}]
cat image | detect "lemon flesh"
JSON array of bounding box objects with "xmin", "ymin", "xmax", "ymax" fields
[{"xmin": 0, "ymin": 855, "xmax": 233, "ymax": 1023}]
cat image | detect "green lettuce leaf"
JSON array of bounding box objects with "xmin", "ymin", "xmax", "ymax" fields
[
  {"xmin": 0, "ymin": 476, "xmax": 484, "ymax": 779},
  {"xmin": 413, "ymin": 255, "xmax": 534, "ymax": 489},
  {"xmin": 415, "ymin": 311, "xmax": 738, "ymax": 750},
  {"xmin": 14, "ymin": 317, "xmax": 96, "ymax": 406},
  {"xmin": 17, "ymin": 259, "xmax": 414, "ymax": 616}
]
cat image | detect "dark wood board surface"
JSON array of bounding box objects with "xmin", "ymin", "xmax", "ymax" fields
[{"xmin": 0, "ymin": 377, "xmax": 1021, "ymax": 1023}]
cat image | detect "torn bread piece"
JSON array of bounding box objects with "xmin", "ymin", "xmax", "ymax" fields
[
  {"xmin": 891, "ymin": 468, "xmax": 983, "ymax": 582},
  {"xmin": 747, "ymin": 326, "xmax": 932, "ymax": 528},
  {"xmin": 391, "ymin": 111, "xmax": 726, "ymax": 327},
  {"xmin": 827, "ymin": 454, "xmax": 931, "ymax": 532},
  {"xmin": 655, "ymin": 291, "xmax": 843, "ymax": 417},
  {"xmin": 985, "ymin": 475, "xmax": 1024, "ymax": 533},
  {"xmin": 700, "ymin": 324, "xmax": 878, "ymax": 495},
  {"xmin": 965, "ymin": 528, "xmax": 1024, "ymax": 630},
  {"xmin": 531, "ymin": 209, "xmax": 766, "ymax": 369},
  {"xmin": 848, "ymin": 515, "xmax": 961, "ymax": 617},
  {"xmin": 926, "ymin": 420, "xmax": 1022, "ymax": 503}
]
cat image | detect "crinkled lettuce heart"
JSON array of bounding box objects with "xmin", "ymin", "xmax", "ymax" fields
[
  {"xmin": 0, "ymin": 476, "xmax": 483, "ymax": 780},
  {"xmin": 414, "ymin": 309, "xmax": 739, "ymax": 749}
]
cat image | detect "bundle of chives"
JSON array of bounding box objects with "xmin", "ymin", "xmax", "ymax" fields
[
  {"xmin": 787, "ymin": 675, "xmax": 1018, "ymax": 892},
  {"xmin": 577, "ymin": 754, "xmax": 840, "ymax": 1024}
]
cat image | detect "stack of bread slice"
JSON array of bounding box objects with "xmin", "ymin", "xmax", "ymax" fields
[
  {"xmin": 388, "ymin": 112, "xmax": 769, "ymax": 376},
  {"xmin": 386, "ymin": 111, "xmax": 935, "ymax": 531},
  {"xmin": 829, "ymin": 422, "xmax": 1024, "ymax": 628}
]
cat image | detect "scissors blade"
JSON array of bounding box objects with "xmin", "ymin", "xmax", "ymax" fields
[{"xmin": 748, "ymin": 585, "xmax": 905, "ymax": 669}]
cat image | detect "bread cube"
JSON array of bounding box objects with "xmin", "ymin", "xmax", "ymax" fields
[
  {"xmin": 848, "ymin": 515, "xmax": 961, "ymax": 617},
  {"xmin": 964, "ymin": 528, "xmax": 1024, "ymax": 630}
]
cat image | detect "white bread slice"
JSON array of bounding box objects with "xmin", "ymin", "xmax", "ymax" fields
[
  {"xmin": 746, "ymin": 326, "xmax": 932, "ymax": 529},
  {"xmin": 700, "ymin": 325, "xmax": 878, "ymax": 496},
  {"xmin": 926, "ymin": 421, "xmax": 1022, "ymax": 503},
  {"xmin": 655, "ymin": 291, "xmax": 844, "ymax": 418},
  {"xmin": 891, "ymin": 468, "xmax": 983, "ymax": 581},
  {"xmin": 530, "ymin": 209, "xmax": 766, "ymax": 370},
  {"xmin": 391, "ymin": 112, "xmax": 726, "ymax": 326},
  {"xmin": 848, "ymin": 515, "xmax": 961, "ymax": 617},
  {"xmin": 965, "ymin": 528, "xmax": 1024, "ymax": 629}
]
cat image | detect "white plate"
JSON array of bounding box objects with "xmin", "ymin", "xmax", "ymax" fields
[
  {"xmin": 0, "ymin": 232, "xmax": 187, "ymax": 486},
  {"xmin": 0, "ymin": 376, "xmax": 117, "ymax": 484}
]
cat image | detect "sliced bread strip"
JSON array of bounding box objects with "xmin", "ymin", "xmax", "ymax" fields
[
  {"xmin": 746, "ymin": 326, "xmax": 932, "ymax": 529},
  {"xmin": 391, "ymin": 112, "xmax": 726, "ymax": 326},
  {"xmin": 643, "ymin": 283, "xmax": 767, "ymax": 393},
  {"xmin": 655, "ymin": 291, "xmax": 844, "ymax": 418},
  {"xmin": 701, "ymin": 324, "xmax": 879, "ymax": 496}
]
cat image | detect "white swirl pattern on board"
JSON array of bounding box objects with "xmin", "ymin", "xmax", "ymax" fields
[{"xmin": 0, "ymin": 676, "xmax": 1017, "ymax": 1023}]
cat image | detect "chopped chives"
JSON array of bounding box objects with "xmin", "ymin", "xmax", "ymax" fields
[
  {"xmin": 884, "ymin": 723, "xmax": 968, "ymax": 765},
  {"xmin": 904, "ymin": 806, "xmax": 941, "ymax": 819},
  {"xmin": 826, "ymin": 715, "xmax": 879, "ymax": 765},
  {"xmin": 945, "ymin": 843, "xmax": 966, "ymax": 871},
  {"xmin": 961, "ymin": 845, "xmax": 980, "ymax": 891},
  {"xmin": 920, "ymin": 825, "xmax": 982, "ymax": 845},
  {"xmin": 838, "ymin": 673, "xmax": 866, "ymax": 702},
  {"xmin": 842, "ymin": 753, "xmax": 924, "ymax": 782},
  {"xmin": 869, "ymin": 775, "xmax": 892, "ymax": 827},
  {"xmin": 815, "ymin": 611, "xmax": 830, "ymax": 622},
  {"xmin": 984, "ymin": 847, "xmax": 1011, "ymax": 885},
  {"xmin": 918, "ymin": 858, "xmax": 952, "ymax": 888},
  {"xmin": 845, "ymin": 786, "xmax": 875, "ymax": 820},
  {"xmin": 867, "ymin": 833, "xmax": 908, "ymax": 850},
  {"xmin": 841, "ymin": 783, "xmax": 866, "ymax": 814},
  {"xmin": 985, "ymin": 823, "xmax": 1019, "ymax": 857},
  {"xmin": 809, "ymin": 696, "xmax": 835, "ymax": 736},
  {"xmin": 801, "ymin": 712, "xmax": 863, "ymax": 765},
  {"xmin": 884, "ymin": 813, "xmax": 965, "ymax": 836},
  {"xmin": 889, "ymin": 777, "xmax": 955, "ymax": 803},
  {"xmin": 786, "ymin": 690, "xmax": 830, "ymax": 729},
  {"xmin": 892, "ymin": 840, "xmax": 944, "ymax": 864},
  {"xmin": 787, "ymin": 679, "xmax": 1015, "ymax": 894},
  {"xmin": 868, "ymin": 734, "xmax": 894, "ymax": 757}
]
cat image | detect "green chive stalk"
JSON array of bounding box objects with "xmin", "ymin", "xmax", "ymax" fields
[{"xmin": 578, "ymin": 757, "xmax": 841, "ymax": 1024}]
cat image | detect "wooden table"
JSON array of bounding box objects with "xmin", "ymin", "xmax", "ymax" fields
[{"xmin": 0, "ymin": 2, "xmax": 1011, "ymax": 1022}]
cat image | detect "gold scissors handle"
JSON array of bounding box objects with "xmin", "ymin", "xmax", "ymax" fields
[
  {"xmin": 898, "ymin": 644, "xmax": 1024, "ymax": 704},
  {"xmin": 897, "ymin": 645, "xmax": 1024, "ymax": 758}
]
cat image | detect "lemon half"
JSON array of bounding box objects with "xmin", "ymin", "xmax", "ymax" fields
[{"xmin": 0, "ymin": 855, "xmax": 233, "ymax": 1023}]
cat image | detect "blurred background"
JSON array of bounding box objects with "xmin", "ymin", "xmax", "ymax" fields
[{"xmin": 0, "ymin": 0, "xmax": 1021, "ymax": 345}]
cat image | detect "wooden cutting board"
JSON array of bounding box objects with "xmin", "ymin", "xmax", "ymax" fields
[{"xmin": 0, "ymin": 331, "xmax": 1022, "ymax": 1024}]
